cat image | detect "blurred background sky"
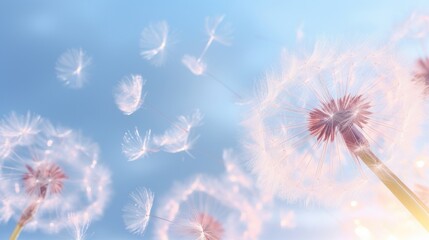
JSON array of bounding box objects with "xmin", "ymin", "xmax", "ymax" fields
[{"xmin": 1, "ymin": 1, "xmax": 429, "ymax": 239}]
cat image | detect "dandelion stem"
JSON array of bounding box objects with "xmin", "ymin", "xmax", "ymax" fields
[
  {"xmin": 357, "ymin": 149, "xmax": 429, "ymax": 231},
  {"xmin": 9, "ymin": 198, "xmax": 44, "ymax": 240},
  {"xmin": 9, "ymin": 224, "xmax": 23, "ymax": 240}
]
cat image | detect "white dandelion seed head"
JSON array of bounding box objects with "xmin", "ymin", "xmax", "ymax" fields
[
  {"xmin": 205, "ymin": 15, "xmax": 233, "ymax": 46},
  {"xmin": 0, "ymin": 113, "xmax": 111, "ymax": 233},
  {"xmin": 123, "ymin": 187, "xmax": 154, "ymax": 236},
  {"xmin": 114, "ymin": 74, "xmax": 146, "ymax": 115},
  {"xmin": 155, "ymin": 150, "xmax": 266, "ymax": 240},
  {"xmin": 56, "ymin": 48, "xmax": 92, "ymax": 89},
  {"xmin": 140, "ymin": 21, "xmax": 171, "ymax": 66},
  {"xmin": 182, "ymin": 55, "xmax": 207, "ymax": 76},
  {"xmin": 244, "ymin": 41, "xmax": 424, "ymax": 205},
  {"xmin": 122, "ymin": 128, "xmax": 154, "ymax": 161},
  {"xmin": 153, "ymin": 109, "xmax": 203, "ymax": 155}
]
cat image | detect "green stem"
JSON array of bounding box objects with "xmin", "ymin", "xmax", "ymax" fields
[{"xmin": 357, "ymin": 149, "xmax": 429, "ymax": 231}]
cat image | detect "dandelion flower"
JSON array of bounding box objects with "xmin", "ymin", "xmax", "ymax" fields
[
  {"xmin": 123, "ymin": 187, "xmax": 154, "ymax": 236},
  {"xmin": 140, "ymin": 21, "xmax": 171, "ymax": 66},
  {"xmin": 122, "ymin": 128, "xmax": 154, "ymax": 161},
  {"xmin": 55, "ymin": 48, "xmax": 92, "ymax": 89},
  {"xmin": 244, "ymin": 41, "xmax": 429, "ymax": 228},
  {"xmin": 0, "ymin": 113, "xmax": 111, "ymax": 238},
  {"xmin": 114, "ymin": 74, "xmax": 146, "ymax": 115}
]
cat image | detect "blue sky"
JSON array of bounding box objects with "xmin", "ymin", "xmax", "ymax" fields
[{"xmin": 1, "ymin": 1, "xmax": 429, "ymax": 239}]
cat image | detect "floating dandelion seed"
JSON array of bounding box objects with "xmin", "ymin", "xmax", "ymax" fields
[
  {"xmin": 182, "ymin": 16, "xmax": 241, "ymax": 100},
  {"xmin": 245, "ymin": 41, "xmax": 429, "ymax": 229},
  {"xmin": 182, "ymin": 15, "xmax": 232, "ymax": 75},
  {"xmin": 123, "ymin": 187, "xmax": 154, "ymax": 236},
  {"xmin": 0, "ymin": 113, "xmax": 111, "ymax": 238},
  {"xmin": 114, "ymin": 74, "xmax": 146, "ymax": 115},
  {"xmin": 204, "ymin": 15, "xmax": 233, "ymax": 47},
  {"xmin": 56, "ymin": 48, "xmax": 92, "ymax": 89},
  {"xmin": 122, "ymin": 110, "xmax": 203, "ymax": 161},
  {"xmin": 182, "ymin": 55, "xmax": 207, "ymax": 76},
  {"xmin": 140, "ymin": 21, "xmax": 171, "ymax": 66},
  {"xmin": 153, "ymin": 109, "xmax": 203, "ymax": 156},
  {"xmin": 122, "ymin": 128, "xmax": 154, "ymax": 161}
]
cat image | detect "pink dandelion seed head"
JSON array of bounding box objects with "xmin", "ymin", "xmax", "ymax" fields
[
  {"xmin": 183, "ymin": 212, "xmax": 224, "ymax": 240},
  {"xmin": 244, "ymin": 41, "xmax": 424, "ymax": 204},
  {"xmin": 0, "ymin": 113, "xmax": 111, "ymax": 233},
  {"xmin": 155, "ymin": 149, "xmax": 268, "ymax": 240},
  {"xmin": 413, "ymin": 57, "xmax": 429, "ymax": 95},
  {"xmin": 390, "ymin": 13, "xmax": 429, "ymax": 97},
  {"xmin": 307, "ymin": 94, "xmax": 372, "ymax": 153},
  {"xmin": 22, "ymin": 162, "xmax": 67, "ymax": 198}
]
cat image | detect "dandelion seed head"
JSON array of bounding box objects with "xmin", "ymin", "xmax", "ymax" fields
[
  {"xmin": 182, "ymin": 55, "xmax": 207, "ymax": 75},
  {"xmin": 140, "ymin": 21, "xmax": 171, "ymax": 66},
  {"xmin": 123, "ymin": 187, "xmax": 154, "ymax": 236},
  {"xmin": 308, "ymin": 94, "xmax": 372, "ymax": 152},
  {"xmin": 390, "ymin": 13, "xmax": 429, "ymax": 97},
  {"xmin": 244, "ymin": 41, "xmax": 422, "ymax": 204},
  {"xmin": 114, "ymin": 74, "xmax": 146, "ymax": 115},
  {"xmin": 413, "ymin": 57, "xmax": 429, "ymax": 95},
  {"xmin": 55, "ymin": 48, "xmax": 91, "ymax": 89},
  {"xmin": 185, "ymin": 212, "xmax": 224, "ymax": 240},
  {"xmin": 155, "ymin": 150, "xmax": 266, "ymax": 240},
  {"xmin": 23, "ymin": 162, "xmax": 67, "ymax": 198},
  {"xmin": 0, "ymin": 113, "xmax": 111, "ymax": 233}
]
